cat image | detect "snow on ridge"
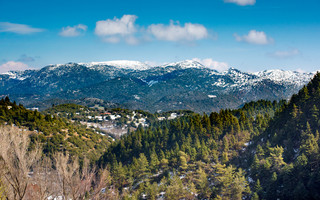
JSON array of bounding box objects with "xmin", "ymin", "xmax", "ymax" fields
[
  {"xmin": 47, "ymin": 64, "xmax": 63, "ymax": 71},
  {"xmin": 2, "ymin": 59, "xmax": 318, "ymax": 86},
  {"xmin": 0, "ymin": 71, "xmax": 29, "ymax": 80},
  {"xmin": 46, "ymin": 63, "xmax": 77, "ymax": 71},
  {"xmin": 161, "ymin": 60, "xmax": 205, "ymax": 69},
  {"xmin": 79, "ymin": 60, "xmax": 152, "ymax": 71},
  {"xmin": 213, "ymin": 68, "xmax": 316, "ymax": 89},
  {"xmin": 253, "ymin": 69, "xmax": 314, "ymax": 85}
]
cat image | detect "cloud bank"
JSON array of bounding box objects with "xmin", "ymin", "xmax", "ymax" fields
[
  {"xmin": 224, "ymin": 0, "xmax": 256, "ymax": 6},
  {"xmin": 0, "ymin": 61, "xmax": 30, "ymax": 73},
  {"xmin": 0, "ymin": 22, "xmax": 44, "ymax": 34},
  {"xmin": 193, "ymin": 58, "xmax": 229, "ymax": 72},
  {"xmin": 269, "ymin": 49, "xmax": 300, "ymax": 59},
  {"xmin": 94, "ymin": 15, "xmax": 210, "ymax": 45},
  {"xmin": 148, "ymin": 21, "xmax": 208, "ymax": 42}
]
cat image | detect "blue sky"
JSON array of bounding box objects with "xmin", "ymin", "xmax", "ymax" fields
[{"xmin": 0, "ymin": 0, "xmax": 319, "ymax": 72}]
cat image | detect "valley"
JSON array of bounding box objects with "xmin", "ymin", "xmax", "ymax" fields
[{"xmin": 1, "ymin": 1, "xmax": 318, "ymax": 199}]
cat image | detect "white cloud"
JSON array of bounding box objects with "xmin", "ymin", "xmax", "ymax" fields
[
  {"xmin": 0, "ymin": 22, "xmax": 44, "ymax": 34},
  {"xmin": 0, "ymin": 61, "xmax": 29, "ymax": 73},
  {"xmin": 148, "ymin": 21, "xmax": 208, "ymax": 42},
  {"xmin": 95, "ymin": 15, "xmax": 139, "ymax": 44},
  {"xmin": 144, "ymin": 61, "xmax": 160, "ymax": 67},
  {"xmin": 295, "ymin": 68, "xmax": 306, "ymax": 73},
  {"xmin": 95, "ymin": 15, "xmax": 137, "ymax": 36},
  {"xmin": 224, "ymin": 0, "xmax": 256, "ymax": 6},
  {"xmin": 269, "ymin": 49, "xmax": 300, "ymax": 59},
  {"xmin": 234, "ymin": 30, "xmax": 273, "ymax": 45},
  {"xmin": 94, "ymin": 15, "xmax": 209, "ymax": 44},
  {"xmin": 59, "ymin": 24, "xmax": 87, "ymax": 37},
  {"xmin": 192, "ymin": 58, "xmax": 229, "ymax": 72}
]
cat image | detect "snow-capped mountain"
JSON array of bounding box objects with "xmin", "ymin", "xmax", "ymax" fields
[
  {"xmin": 0, "ymin": 60, "xmax": 316, "ymax": 113},
  {"xmin": 216, "ymin": 68, "xmax": 314, "ymax": 89}
]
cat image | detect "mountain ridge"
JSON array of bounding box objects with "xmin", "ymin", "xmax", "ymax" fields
[{"xmin": 0, "ymin": 60, "xmax": 316, "ymax": 113}]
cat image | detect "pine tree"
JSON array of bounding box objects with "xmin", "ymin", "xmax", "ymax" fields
[
  {"xmin": 254, "ymin": 179, "xmax": 262, "ymax": 194},
  {"xmin": 311, "ymin": 105, "xmax": 319, "ymax": 121},
  {"xmin": 251, "ymin": 154, "xmax": 260, "ymax": 171},
  {"xmin": 149, "ymin": 152, "xmax": 160, "ymax": 173},
  {"xmin": 232, "ymin": 169, "xmax": 250, "ymax": 200},
  {"xmin": 214, "ymin": 164, "xmax": 249, "ymax": 200},
  {"xmin": 291, "ymin": 104, "xmax": 298, "ymax": 118},
  {"xmin": 144, "ymin": 181, "xmax": 158, "ymax": 200},
  {"xmin": 112, "ymin": 161, "xmax": 126, "ymax": 188},
  {"xmin": 178, "ymin": 151, "xmax": 188, "ymax": 171},
  {"xmin": 165, "ymin": 175, "xmax": 186, "ymax": 200},
  {"xmin": 301, "ymin": 132, "xmax": 319, "ymax": 157},
  {"xmin": 269, "ymin": 146, "xmax": 286, "ymax": 170},
  {"xmin": 160, "ymin": 158, "xmax": 169, "ymax": 170},
  {"xmin": 271, "ymin": 172, "xmax": 277, "ymax": 182},
  {"xmin": 300, "ymin": 86, "xmax": 310, "ymax": 102},
  {"xmin": 133, "ymin": 153, "xmax": 150, "ymax": 180},
  {"xmin": 252, "ymin": 192, "xmax": 259, "ymax": 200},
  {"xmin": 195, "ymin": 167, "xmax": 209, "ymax": 198},
  {"xmin": 221, "ymin": 151, "xmax": 229, "ymax": 164}
]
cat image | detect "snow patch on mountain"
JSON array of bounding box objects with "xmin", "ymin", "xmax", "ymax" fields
[
  {"xmin": 1, "ymin": 71, "xmax": 30, "ymax": 80},
  {"xmin": 79, "ymin": 60, "xmax": 151, "ymax": 71},
  {"xmin": 133, "ymin": 95, "xmax": 140, "ymax": 100},
  {"xmin": 161, "ymin": 60, "xmax": 205, "ymax": 69},
  {"xmin": 253, "ymin": 69, "xmax": 313, "ymax": 86},
  {"xmin": 214, "ymin": 68, "xmax": 315, "ymax": 90},
  {"xmin": 47, "ymin": 64, "xmax": 71, "ymax": 71},
  {"xmin": 147, "ymin": 80, "xmax": 159, "ymax": 87}
]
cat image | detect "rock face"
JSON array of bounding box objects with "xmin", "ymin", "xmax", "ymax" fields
[{"xmin": 0, "ymin": 60, "xmax": 315, "ymax": 113}]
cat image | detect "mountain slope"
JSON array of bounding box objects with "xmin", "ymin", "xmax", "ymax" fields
[
  {"xmin": 0, "ymin": 97, "xmax": 112, "ymax": 161},
  {"xmin": 244, "ymin": 72, "xmax": 320, "ymax": 199},
  {"xmin": 95, "ymin": 74, "xmax": 320, "ymax": 199},
  {"xmin": 0, "ymin": 60, "xmax": 315, "ymax": 112}
]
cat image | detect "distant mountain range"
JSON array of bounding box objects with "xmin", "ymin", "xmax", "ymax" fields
[{"xmin": 0, "ymin": 60, "xmax": 316, "ymax": 113}]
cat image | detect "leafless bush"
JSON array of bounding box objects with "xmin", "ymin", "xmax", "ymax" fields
[
  {"xmin": 0, "ymin": 125, "xmax": 116, "ymax": 200},
  {"xmin": 0, "ymin": 126, "xmax": 41, "ymax": 200}
]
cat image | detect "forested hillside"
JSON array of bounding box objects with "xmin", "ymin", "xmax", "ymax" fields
[
  {"xmin": 1, "ymin": 73, "xmax": 320, "ymax": 199},
  {"xmin": 245, "ymin": 73, "xmax": 320, "ymax": 199},
  {"xmin": 99, "ymin": 99, "xmax": 284, "ymax": 199},
  {"xmin": 0, "ymin": 97, "xmax": 111, "ymax": 161}
]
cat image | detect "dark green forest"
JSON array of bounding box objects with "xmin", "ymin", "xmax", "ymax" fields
[{"xmin": 1, "ymin": 73, "xmax": 320, "ymax": 199}]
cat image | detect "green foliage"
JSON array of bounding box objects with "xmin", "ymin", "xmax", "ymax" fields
[
  {"xmin": 246, "ymin": 72, "xmax": 320, "ymax": 199},
  {"xmin": 96, "ymin": 98, "xmax": 281, "ymax": 199},
  {"xmin": 100, "ymin": 73, "xmax": 320, "ymax": 199},
  {"xmin": 213, "ymin": 164, "xmax": 250, "ymax": 200},
  {"xmin": 0, "ymin": 97, "xmax": 111, "ymax": 161}
]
